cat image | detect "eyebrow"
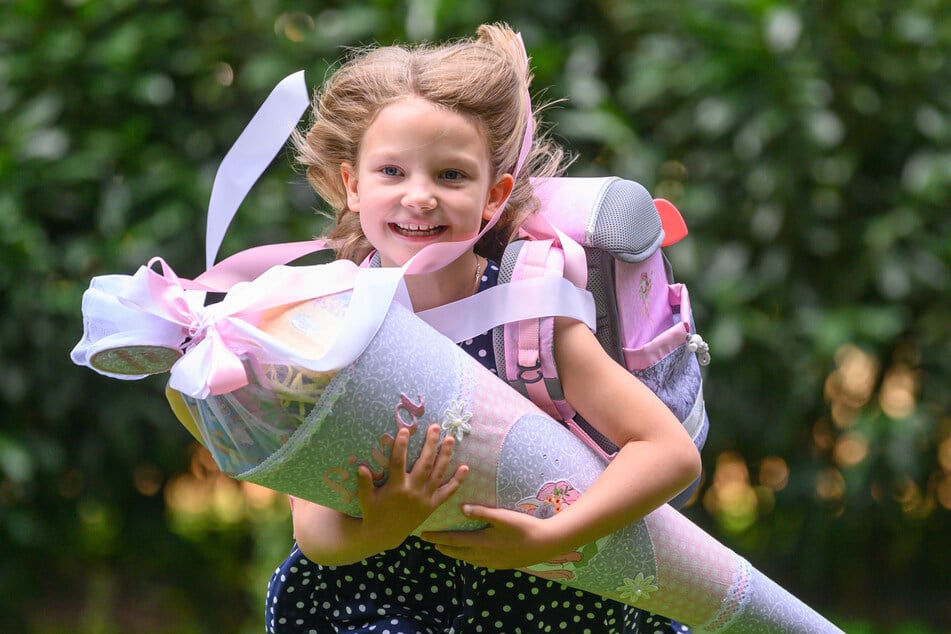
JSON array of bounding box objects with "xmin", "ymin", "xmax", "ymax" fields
[{"xmin": 364, "ymin": 148, "xmax": 484, "ymax": 173}]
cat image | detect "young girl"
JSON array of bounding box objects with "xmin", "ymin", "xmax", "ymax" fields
[{"xmin": 265, "ymin": 23, "xmax": 701, "ymax": 633}]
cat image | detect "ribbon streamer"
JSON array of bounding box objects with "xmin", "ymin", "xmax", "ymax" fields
[{"xmin": 204, "ymin": 71, "xmax": 310, "ymax": 271}]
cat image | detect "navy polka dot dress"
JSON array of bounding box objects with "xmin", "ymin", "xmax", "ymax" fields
[{"xmin": 265, "ymin": 262, "xmax": 690, "ymax": 633}]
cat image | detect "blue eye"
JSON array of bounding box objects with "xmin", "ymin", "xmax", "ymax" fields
[
  {"xmin": 442, "ymin": 169, "xmax": 463, "ymax": 180},
  {"xmin": 381, "ymin": 166, "xmax": 401, "ymax": 176}
]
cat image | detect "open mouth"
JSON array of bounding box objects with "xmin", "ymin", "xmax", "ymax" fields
[{"xmin": 391, "ymin": 223, "xmax": 447, "ymax": 238}]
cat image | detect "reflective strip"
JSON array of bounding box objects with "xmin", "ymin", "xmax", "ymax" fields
[{"xmin": 681, "ymin": 380, "xmax": 707, "ymax": 442}]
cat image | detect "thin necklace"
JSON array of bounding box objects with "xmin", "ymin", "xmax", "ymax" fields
[{"xmin": 472, "ymin": 254, "xmax": 483, "ymax": 295}]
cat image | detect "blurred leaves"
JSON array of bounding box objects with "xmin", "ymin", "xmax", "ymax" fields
[{"xmin": 1, "ymin": 0, "xmax": 948, "ymax": 632}]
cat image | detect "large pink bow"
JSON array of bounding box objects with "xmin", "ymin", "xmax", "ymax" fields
[
  {"xmin": 120, "ymin": 257, "xmax": 261, "ymax": 397},
  {"xmin": 73, "ymin": 257, "xmax": 404, "ymax": 399}
]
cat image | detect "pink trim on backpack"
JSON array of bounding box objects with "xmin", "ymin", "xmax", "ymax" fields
[{"xmin": 565, "ymin": 419, "xmax": 618, "ymax": 462}]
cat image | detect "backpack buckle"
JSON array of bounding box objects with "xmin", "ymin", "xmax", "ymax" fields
[{"xmin": 517, "ymin": 360, "xmax": 544, "ymax": 384}]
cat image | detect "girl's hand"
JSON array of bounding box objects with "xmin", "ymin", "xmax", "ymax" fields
[
  {"xmin": 291, "ymin": 424, "xmax": 467, "ymax": 565},
  {"xmin": 356, "ymin": 423, "xmax": 468, "ymax": 552},
  {"xmin": 420, "ymin": 505, "xmax": 565, "ymax": 570}
]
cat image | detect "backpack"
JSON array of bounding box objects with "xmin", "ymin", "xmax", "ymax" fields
[{"xmin": 490, "ymin": 176, "xmax": 710, "ymax": 506}]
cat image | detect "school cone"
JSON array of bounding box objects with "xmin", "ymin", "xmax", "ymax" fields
[{"xmin": 72, "ymin": 261, "xmax": 842, "ymax": 633}]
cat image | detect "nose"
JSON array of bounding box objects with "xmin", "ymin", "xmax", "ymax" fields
[{"xmin": 401, "ymin": 177, "xmax": 437, "ymax": 211}]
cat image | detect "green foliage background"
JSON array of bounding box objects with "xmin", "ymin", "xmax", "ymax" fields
[{"xmin": 2, "ymin": 1, "xmax": 948, "ymax": 632}]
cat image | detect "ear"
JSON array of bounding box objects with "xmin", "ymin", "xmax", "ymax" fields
[
  {"xmin": 482, "ymin": 173, "xmax": 515, "ymax": 222},
  {"xmin": 340, "ymin": 162, "xmax": 360, "ymax": 212}
]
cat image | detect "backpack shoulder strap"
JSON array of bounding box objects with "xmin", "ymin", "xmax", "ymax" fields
[
  {"xmin": 496, "ymin": 238, "xmax": 621, "ymax": 461},
  {"xmin": 494, "ymin": 239, "xmax": 574, "ymax": 422}
]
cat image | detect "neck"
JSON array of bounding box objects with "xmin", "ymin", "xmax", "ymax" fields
[{"xmin": 404, "ymin": 253, "xmax": 481, "ymax": 312}]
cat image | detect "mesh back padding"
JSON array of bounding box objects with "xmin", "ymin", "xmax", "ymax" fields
[
  {"xmin": 584, "ymin": 247, "xmax": 623, "ymax": 365},
  {"xmin": 590, "ymin": 179, "xmax": 664, "ymax": 264}
]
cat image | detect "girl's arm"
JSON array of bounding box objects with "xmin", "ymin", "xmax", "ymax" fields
[
  {"xmin": 421, "ymin": 318, "xmax": 702, "ymax": 569},
  {"xmin": 294, "ymin": 423, "xmax": 468, "ymax": 565}
]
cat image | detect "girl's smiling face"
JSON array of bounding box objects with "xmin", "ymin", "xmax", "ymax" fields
[{"xmin": 341, "ymin": 96, "xmax": 513, "ymax": 267}]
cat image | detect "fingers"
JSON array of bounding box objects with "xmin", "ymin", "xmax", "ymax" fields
[
  {"xmin": 421, "ymin": 527, "xmax": 483, "ymax": 549},
  {"xmin": 406, "ymin": 424, "xmax": 465, "ymax": 488},
  {"xmin": 362, "ymin": 424, "xmax": 466, "ymax": 499},
  {"xmin": 408, "ymin": 424, "xmax": 442, "ymax": 477},
  {"xmin": 431, "ymin": 544, "xmax": 474, "ymax": 563},
  {"xmin": 355, "ymin": 463, "xmax": 376, "ymax": 513},
  {"xmin": 386, "ymin": 427, "xmax": 411, "ymax": 484},
  {"xmin": 429, "ymin": 434, "xmax": 456, "ymax": 482},
  {"xmin": 424, "ymin": 530, "xmax": 496, "ymax": 568},
  {"xmin": 460, "ymin": 503, "xmax": 508, "ymax": 523},
  {"xmin": 431, "ymin": 464, "xmax": 469, "ymax": 506}
]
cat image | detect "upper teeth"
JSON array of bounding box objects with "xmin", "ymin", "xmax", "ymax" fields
[{"xmin": 397, "ymin": 223, "xmax": 439, "ymax": 231}]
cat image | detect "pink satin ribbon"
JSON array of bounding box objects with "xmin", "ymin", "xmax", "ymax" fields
[{"xmin": 114, "ymin": 257, "xmax": 384, "ymax": 398}]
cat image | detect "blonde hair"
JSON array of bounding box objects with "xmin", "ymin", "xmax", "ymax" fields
[{"xmin": 295, "ymin": 23, "xmax": 570, "ymax": 263}]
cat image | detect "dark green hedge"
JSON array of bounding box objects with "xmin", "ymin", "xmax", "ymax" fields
[{"xmin": 2, "ymin": 2, "xmax": 948, "ymax": 632}]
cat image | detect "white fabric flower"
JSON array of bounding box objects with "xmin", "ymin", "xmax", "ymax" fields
[{"xmin": 441, "ymin": 400, "xmax": 473, "ymax": 443}]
